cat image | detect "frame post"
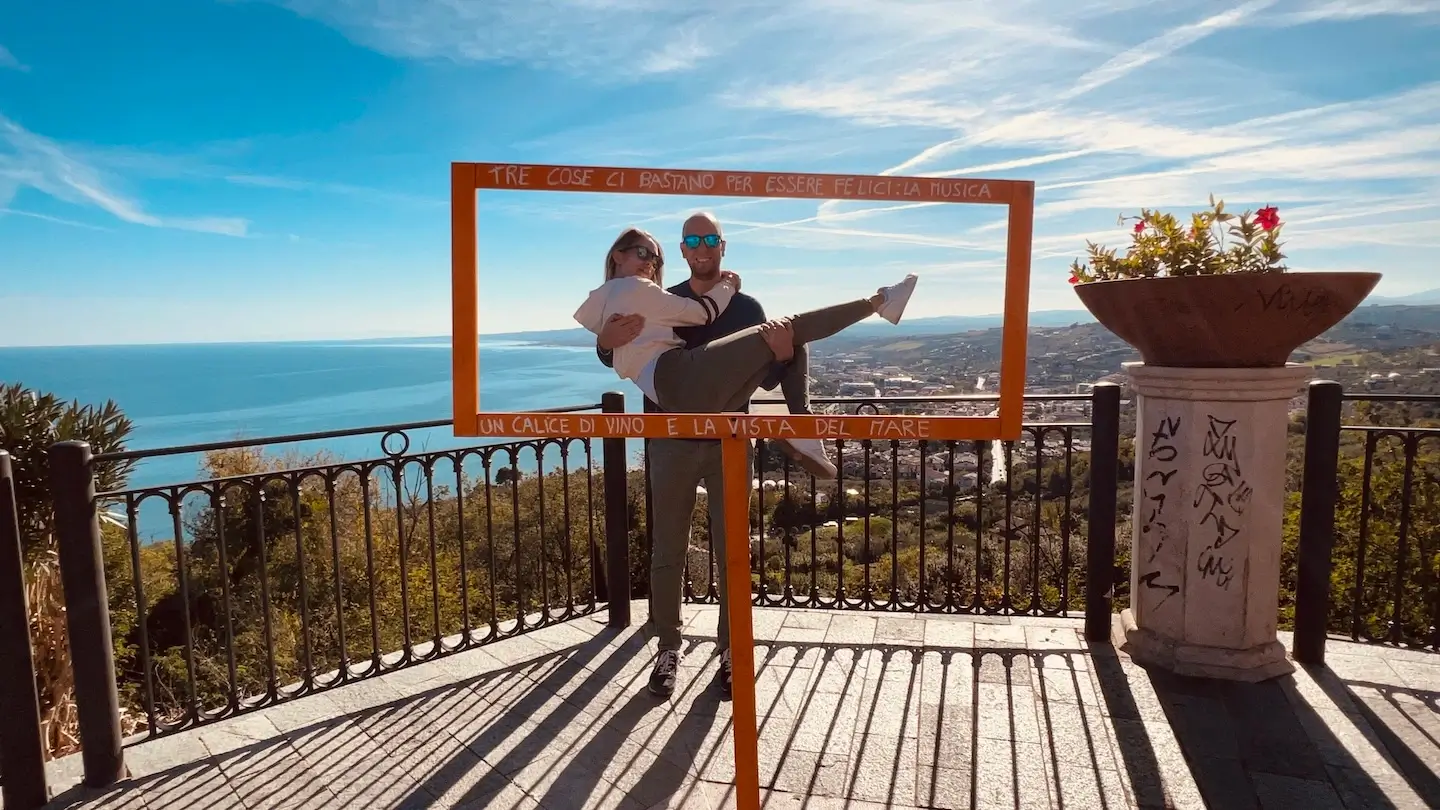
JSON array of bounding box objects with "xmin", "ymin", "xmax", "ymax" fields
[
  {"xmin": 450, "ymin": 162, "xmax": 479, "ymax": 435},
  {"xmin": 722, "ymin": 437, "xmax": 760, "ymax": 810}
]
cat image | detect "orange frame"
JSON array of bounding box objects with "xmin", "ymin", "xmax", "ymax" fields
[
  {"xmin": 450, "ymin": 161, "xmax": 1033, "ymax": 810},
  {"xmin": 450, "ymin": 161, "xmax": 1035, "ymax": 441}
]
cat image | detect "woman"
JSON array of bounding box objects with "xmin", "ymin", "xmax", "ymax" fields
[{"xmin": 574, "ymin": 227, "xmax": 917, "ymax": 478}]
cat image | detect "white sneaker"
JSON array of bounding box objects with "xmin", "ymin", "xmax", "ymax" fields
[
  {"xmin": 876, "ymin": 274, "xmax": 918, "ymax": 324},
  {"xmin": 775, "ymin": 437, "xmax": 837, "ymax": 479}
]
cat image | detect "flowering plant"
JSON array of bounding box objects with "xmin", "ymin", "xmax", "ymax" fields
[{"xmin": 1068, "ymin": 195, "xmax": 1285, "ymax": 284}]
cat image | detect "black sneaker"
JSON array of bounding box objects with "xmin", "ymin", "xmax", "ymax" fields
[
  {"xmin": 649, "ymin": 649, "xmax": 679, "ymax": 697},
  {"xmin": 718, "ymin": 648, "xmax": 733, "ymax": 698}
]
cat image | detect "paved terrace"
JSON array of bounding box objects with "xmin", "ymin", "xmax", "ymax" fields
[{"xmin": 23, "ymin": 603, "xmax": 1440, "ymax": 810}]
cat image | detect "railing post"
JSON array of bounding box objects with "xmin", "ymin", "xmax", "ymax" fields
[
  {"xmin": 1085, "ymin": 382, "xmax": 1122, "ymax": 642},
  {"xmin": 49, "ymin": 441, "xmax": 125, "ymax": 786},
  {"xmin": 0, "ymin": 451, "xmax": 51, "ymax": 809},
  {"xmin": 601, "ymin": 393, "xmax": 631, "ymax": 627},
  {"xmin": 1294, "ymin": 379, "xmax": 1344, "ymax": 666}
]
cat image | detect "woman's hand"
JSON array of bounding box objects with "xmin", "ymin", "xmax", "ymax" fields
[
  {"xmin": 598, "ymin": 313, "xmax": 644, "ymax": 350},
  {"xmin": 759, "ymin": 318, "xmax": 794, "ymax": 363},
  {"xmin": 719, "ymin": 270, "xmax": 741, "ymax": 291}
]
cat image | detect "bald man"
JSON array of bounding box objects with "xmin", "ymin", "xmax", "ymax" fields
[{"xmin": 597, "ymin": 211, "xmax": 797, "ymax": 699}]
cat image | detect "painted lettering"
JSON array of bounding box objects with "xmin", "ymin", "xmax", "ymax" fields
[
  {"xmin": 927, "ymin": 180, "xmax": 993, "ymax": 200},
  {"xmin": 1193, "ymin": 413, "xmax": 1248, "ymax": 590},
  {"xmin": 765, "ymin": 174, "xmax": 824, "ymax": 196},
  {"xmin": 509, "ymin": 415, "xmax": 573, "ymax": 435},
  {"xmin": 1138, "ymin": 570, "xmax": 1180, "ymax": 608},
  {"xmin": 545, "ymin": 166, "xmax": 594, "ymax": 187},
  {"xmin": 487, "ymin": 164, "xmax": 532, "ymax": 187},
  {"xmin": 1256, "ymin": 284, "xmax": 1334, "ymax": 317},
  {"xmin": 603, "ymin": 415, "xmax": 644, "ymax": 434},
  {"xmin": 1141, "ymin": 414, "xmax": 1181, "ymax": 564},
  {"xmin": 605, "ymin": 171, "xmax": 625, "ymax": 188},
  {"xmin": 639, "ymin": 171, "xmax": 715, "ymax": 194},
  {"xmin": 724, "ymin": 173, "xmax": 754, "ymax": 194}
]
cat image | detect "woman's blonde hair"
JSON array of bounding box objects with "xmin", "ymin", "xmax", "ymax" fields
[{"xmin": 604, "ymin": 227, "xmax": 664, "ymax": 287}]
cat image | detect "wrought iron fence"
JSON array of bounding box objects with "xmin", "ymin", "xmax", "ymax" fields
[
  {"xmin": 1312, "ymin": 391, "xmax": 1440, "ymax": 651},
  {"xmin": 61, "ymin": 402, "xmax": 609, "ymax": 748},
  {"xmin": 29, "ymin": 380, "xmax": 1440, "ymax": 789},
  {"xmin": 654, "ymin": 394, "xmax": 1105, "ymax": 617}
]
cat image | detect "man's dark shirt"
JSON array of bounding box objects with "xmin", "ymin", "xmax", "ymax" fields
[{"xmin": 596, "ymin": 277, "xmax": 784, "ymax": 413}]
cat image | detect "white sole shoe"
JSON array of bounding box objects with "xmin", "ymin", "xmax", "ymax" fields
[
  {"xmin": 775, "ymin": 437, "xmax": 837, "ymax": 479},
  {"xmin": 877, "ymin": 274, "xmax": 918, "ymax": 324}
]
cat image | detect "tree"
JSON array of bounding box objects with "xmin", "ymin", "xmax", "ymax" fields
[{"xmin": 0, "ymin": 382, "xmax": 137, "ymax": 755}]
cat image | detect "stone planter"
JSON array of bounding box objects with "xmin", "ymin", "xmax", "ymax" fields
[{"xmin": 1073, "ymin": 271, "xmax": 1381, "ymax": 367}]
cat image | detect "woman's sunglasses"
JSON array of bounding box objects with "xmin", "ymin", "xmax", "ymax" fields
[
  {"xmin": 683, "ymin": 234, "xmax": 722, "ymax": 249},
  {"xmin": 618, "ymin": 244, "xmax": 661, "ymax": 263}
]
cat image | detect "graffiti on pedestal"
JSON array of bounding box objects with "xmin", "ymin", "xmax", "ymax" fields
[
  {"xmin": 1139, "ymin": 414, "xmax": 1182, "ymax": 609},
  {"xmin": 1194, "ymin": 414, "xmax": 1251, "ymax": 590}
]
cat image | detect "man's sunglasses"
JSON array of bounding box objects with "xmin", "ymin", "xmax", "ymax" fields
[
  {"xmin": 619, "ymin": 245, "xmax": 661, "ymax": 263},
  {"xmin": 683, "ymin": 234, "xmax": 722, "ymax": 249}
]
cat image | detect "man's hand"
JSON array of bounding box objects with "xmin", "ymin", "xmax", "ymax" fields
[
  {"xmin": 719, "ymin": 270, "xmax": 741, "ymax": 291},
  {"xmin": 598, "ymin": 313, "xmax": 644, "ymax": 350},
  {"xmin": 759, "ymin": 318, "xmax": 794, "ymax": 363}
]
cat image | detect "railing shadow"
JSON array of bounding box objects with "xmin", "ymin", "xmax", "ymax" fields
[
  {"xmin": 42, "ymin": 617, "xmax": 1437, "ymax": 810},
  {"xmin": 1337, "ymin": 677, "xmax": 1440, "ymax": 805},
  {"xmin": 1089, "ymin": 638, "xmax": 1435, "ymax": 809}
]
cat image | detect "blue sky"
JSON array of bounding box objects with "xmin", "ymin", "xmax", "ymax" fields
[{"xmin": 2, "ymin": 0, "xmax": 1439, "ymax": 347}]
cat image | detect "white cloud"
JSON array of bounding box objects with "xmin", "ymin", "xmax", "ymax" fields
[
  {"xmin": 273, "ymin": 0, "xmax": 741, "ymax": 77},
  {"xmin": 1260, "ymin": 0, "xmax": 1440, "ymax": 25},
  {"xmin": 0, "ymin": 45, "xmax": 27, "ymax": 72},
  {"xmin": 1057, "ymin": 0, "xmax": 1279, "ymax": 102},
  {"xmin": 0, "ymin": 115, "xmax": 250, "ymax": 236},
  {"xmin": 251, "ymin": 0, "xmax": 1440, "ymax": 315}
]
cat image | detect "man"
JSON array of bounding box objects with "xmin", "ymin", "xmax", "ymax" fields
[{"xmin": 597, "ymin": 211, "xmax": 797, "ymax": 698}]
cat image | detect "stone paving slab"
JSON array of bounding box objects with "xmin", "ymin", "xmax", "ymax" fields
[{"xmin": 14, "ymin": 603, "xmax": 1439, "ymax": 810}]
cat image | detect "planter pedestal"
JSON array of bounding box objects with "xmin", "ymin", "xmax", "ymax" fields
[{"xmin": 1119, "ymin": 362, "xmax": 1311, "ymax": 682}]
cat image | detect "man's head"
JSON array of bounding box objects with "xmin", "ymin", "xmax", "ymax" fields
[{"xmin": 679, "ymin": 212, "xmax": 725, "ymax": 283}]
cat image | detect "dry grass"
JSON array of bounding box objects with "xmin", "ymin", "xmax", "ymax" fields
[
  {"xmin": 25, "ymin": 550, "xmax": 145, "ymax": 759},
  {"xmin": 26, "ymin": 550, "xmax": 80, "ymax": 757}
]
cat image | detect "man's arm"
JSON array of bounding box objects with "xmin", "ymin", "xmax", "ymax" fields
[{"xmin": 596, "ymin": 313, "xmax": 645, "ymax": 367}]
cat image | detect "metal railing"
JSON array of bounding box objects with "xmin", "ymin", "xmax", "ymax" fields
[
  {"xmin": 9, "ymin": 380, "xmax": 1440, "ymax": 795},
  {"xmin": 0, "ymin": 450, "xmax": 50, "ymax": 808},
  {"xmin": 662, "ymin": 393, "xmax": 1116, "ymax": 618},
  {"xmin": 1295, "ymin": 384, "xmax": 1440, "ymax": 658},
  {"xmin": 42, "ymin": 400, "xmax": 616, "ymax": 787}
]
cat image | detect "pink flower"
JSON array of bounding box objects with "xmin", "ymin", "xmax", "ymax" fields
[
  {"xmin": 1256, "ymin": 206, "xmax": 1280, "ymax": 231},
  {"xmin": 1134, "ymin": 221, "xmax": 1145, "ymax": 234}
]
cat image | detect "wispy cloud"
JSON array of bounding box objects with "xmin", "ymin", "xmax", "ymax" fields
[
  {"xmin": 274, "ymin": 0, "xmax": 740, "ymax": 78},
  {"xmin": 0, "ymin": 115, "xmax": 249, "ymax": 236},
  {"xmin": 0, "ymin": 45, "xmax": 27, "ymax": 72},
  {"xmin": 221, "ymin": 173, "xmax": 446, "ymax": 207},
  {"xmin": 0, "ymin": 207, "xmax": 112, "ymax": 231},
  {"xmin": 264, "ymin": 0, "xmax": 1440, "ymax": 303},
  {"xmin": 1057, "ymin": 0, "xmax": 1279, "ymax": 102}
]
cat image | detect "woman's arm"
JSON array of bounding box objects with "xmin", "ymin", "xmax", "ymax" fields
[{"xmin": 629, "ymin": 277, "xmax": 736, "ymax": 327}]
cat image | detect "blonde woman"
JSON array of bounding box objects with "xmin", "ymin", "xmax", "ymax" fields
[{"xmin": 574, "ymin": 226, "xmax": 918, "ymax": 478}]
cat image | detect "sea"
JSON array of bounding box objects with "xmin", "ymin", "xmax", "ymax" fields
[{"xmin": 1, "ymin": 338, "xmax": 647, "ymax": 538}]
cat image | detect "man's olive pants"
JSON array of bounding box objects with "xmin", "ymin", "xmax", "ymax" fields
[{"xmin": 645, "ymin": 437, "xmax": 753, "ymax": 653}]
